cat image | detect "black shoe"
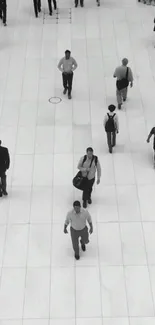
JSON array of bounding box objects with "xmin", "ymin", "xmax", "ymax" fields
[
  {"xmin": 80, "ymin": 3, "xmax": 84, "ymax": 6},
  {"xmin": 75, "ymin": 3, "xmax": 78, "ymax": 6},
  {"xmin": 63, "ymin": 88, "xmax": 67, "ymax": 95},
  {"xmin": 109, "ymin": 148, "xmax": 112, "ymax": 153},
  {"xmin": 49, "ymin": 11, "xmax": 52, "ymax": 15},
  {"xmin": 0, "ymin": 192, "xmax": 2, "ymax": 197},
  {"xmin": 80, "ymin": 240, "xmax": 86, "ymax": 251},
  {"xmin": 118, "ymin": 104, "xmax": 122, "ymax": 109},
  {"xmin": 3, "ymin": 22, "xmax": 7, "ymax": 26},
  {"xmin": 123, "ymin": 98, "xmax": 126, "ymax": 102},
  {"xmin": 75, "ymin": 254, "xmax": 80, "ymax": 260},
  {"xmin": 68, "ymin": 93, "xmax": 72, "ymax": 99},
  {"xmin": 88, "ymin": 198, "xmax": 92, "ymax": 204},
  {"xmin": 35, "ymin": 14, "xmax": 38, "ymax": 18},
  {"xmin": 97, "ymin": 1, "xmax": 100, "ymax": 5},
  {"xmin": 38, "ymin": 7, "xmax": 41, "ymax": 12},
  {"xmin": 2, "ymin": 190, "xmax": 8, "ymax": 196},
  {"xmin": 83, "ymin": 201, "xmax": 87, "ymax": 208},
  {"xmin": 54, "ymin": 5, "xmax": 57, "ymax": 9}
]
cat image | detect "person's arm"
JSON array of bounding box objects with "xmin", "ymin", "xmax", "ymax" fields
[
  {"xmin": 96, "ymin": 159, "xmax": 101, "ymax": 184},
  {"xmin": 86, "ymin": 211, "xmax": 93, "ymax": 234},
  {"xmin": 64, "ymin": 213, "xmax": 70, "ymax": 233},
  {"xmin": 72, "ymin": 58, "xmax": 78, "ymax": 71},
  {"xmin": 113, "ymin": 68, "xmax": 117, "ymax": 78},
  {"xmin": 128, "ymin": 68, "xmax": 133, "ymax": 87},
  {"xmin": 147, "ymin": 128, "xmax": 154, "ymax": 142},
  {"xmin": 77, "ymin": 157, "xmax": 87, "ymax": 172},
  {"xmin": 5, "ymin": 148, "xmax": 10, "ymax": 169},
  {"xmin": 103, "ymin": 114, "xmax": 108, "ymax": 128},
  {"xmin": 58, "ymin": 59, "xmax": 63, "ymax": 72},
  {"xmin": 114, "ymin": 115, "xmax": 119, "ymax": 132}
]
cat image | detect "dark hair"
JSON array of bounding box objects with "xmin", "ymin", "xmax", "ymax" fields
[
  {"xmin": 108, "ymin": 104, "xmax": 116, "ymax": 112},
  {"xmin": 65, "ymin": 50, "xmax": 71, "ymax": 54},
  {"xmin": 86, "ymin": 147, "xmax": 93, "ymax": 153},
  {"xmin": 73, "ymin": 200, "xmax": 81, "ymax": 207}
]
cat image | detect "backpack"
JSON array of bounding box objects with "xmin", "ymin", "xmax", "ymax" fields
[
  {"xmin": 105, "ymin": 113, "xmax": 116, "ymax": 132},
  {"xmin": 82, "ymin": 155, "xmax": 98, "ymax": 167}
]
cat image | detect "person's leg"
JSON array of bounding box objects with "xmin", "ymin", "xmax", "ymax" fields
[
  {"xmin": 48, "ymin": 0, "xmax": 52, "ymax": 14},
  {"xmin": 38, "ymin": 0, "xmax": 41, "ymax": 11},
  {"xmin": 112, "ymin": 131, "xmax": 116, "ymax": 147},
  {"xmin": 96, "ymin": 0, "xmax": 100, "ymax": 5},
  {"xmin": 33, "ymin": 0, "xmax": 38, "ymax": 17},
  {"xmin": 116, "ymin": 88, "xmax": 122, "ymax": 109},
  {"xmin": 75, "ymin": 0, "xmax": 78, "ymax": 6},
  {"xmin": 52, "ymin": 0, "xmax": 57, "ymax": 9},
  {"xmin": 0, "ymin": 8, "xmax": 2, "ymax": 19},
  {"xmin": 1, "ymin": 172, "xmax": 7, "ymax": 194},
  {"xmin": 68, "ymin": 72, "xmax": 73, "ymax": 98},
  {"xmin": 82, "ymin": 177, "xmax": 89, "ymax": 208},
  {"xmin": 87, "ymin": 178, "xmax": 95, "ymax": 203},
  {"xmin": 70, "ymin": 227, "xmax": 80, "ymax": 258},
  {"xmin": 80, "ymin": 226, "xmax": 89, "ymax": 251},
  {"xmin": 122, "ymin": 87, "xmax": 128, "ymax": 101},
  {"xmin": 80, "ymin": 0, "xmax": 84, "ymax": 7},
  {"xmin": 62, "ymin": 72, "xmax": 68, "ymax": 92},
  {"xmin": 2, "ymin": 3, "xmax": 6, "ymax": 24},
  {"xmin": 107, "ymin": 132, "xmax": 112, "ymax": 153}
]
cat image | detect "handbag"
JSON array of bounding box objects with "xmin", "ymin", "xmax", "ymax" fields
[
  {"xmin": 72, "ymin": 156, "xmax": 95, "ymax": 190},
  {"xmin": 116, "ymin": 67, "xmax": 129, "ymax": 91}
]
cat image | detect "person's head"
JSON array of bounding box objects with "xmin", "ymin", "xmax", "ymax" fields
[
  {"xmin": 73, "ymin": 200, "xmax": 81, "ymax": 213},
  {"xmin": 122, "ymin": 58, "xmax": 128, "ymax": 66},
  {"xmin": 65, "ymin": 50, "xmax": 71, "ymax": 59},
  {"xmin": 108, "ymin": 104, "xmax": 116, "ymax": 112},
  {"xmin": 0, "ymin": 140, "xmax": 1, "ymax": 146},
  {"xmin": 86, "ymin": 147, "xmax": 94, "ymax": 159}
]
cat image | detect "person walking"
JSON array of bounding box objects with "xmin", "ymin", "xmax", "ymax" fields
[
  {"xmin": 0, "ymin": 0, "xmax": 7, "ymax": 26},
  {"xmin": 64, "ymin": 201, "xmax": 93, "ymax": 260},
  {"xmin": 0, "ymin": 140, "xmax": 10, "ymax": 197},
  {"xmin": 77, "ymin": 147, "xmax": 101, "ymax": 208},
  {"xmin": 147, "ymin": 127, "xmax": 155, "ymax": 168},
  {"xmin": 113, "ymin": 58, "xmax": 133, "ymax": 109},
  {"xmin": 58, "ymin": 50, "xmax": 78, "ymax": 99},
  {"xmin": 104, "ymin": 104, "xmax": 119, "ymax": 153}
]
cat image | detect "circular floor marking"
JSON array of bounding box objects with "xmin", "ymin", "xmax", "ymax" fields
[{"xmin": 48, "ymin": 97, "xmax": 62, "ymax": 104}]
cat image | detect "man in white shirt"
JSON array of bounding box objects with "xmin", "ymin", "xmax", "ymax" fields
[
  {"xmin": 58, "ymin": 50, "xmax": 78, "ymax": 99},
  {"xmin": 64, "ymin": 201, "xmax": 93, "ymax": 260},
  {"xmin": 113, "ymin": 58, "xmax": 133, "ymax": 109}
]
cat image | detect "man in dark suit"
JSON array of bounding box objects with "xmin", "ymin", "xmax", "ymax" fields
[
  {"xmin": 0, "ymin": 140, "xmax": 10, "ymax": 197},
  {"xmin": 0, "ymin": 0, "xmax": 7, "ymax": 26}
]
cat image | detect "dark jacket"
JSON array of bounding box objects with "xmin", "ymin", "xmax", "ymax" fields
[
  {"xmin": 0, "ymin": 146, "xmax": 10, "ymax": 173},
  {"xmin": 0, "ymin": 0, "xmax": 6, "ymax": 9}
]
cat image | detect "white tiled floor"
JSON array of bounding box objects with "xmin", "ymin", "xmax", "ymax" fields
[{"xmin": 0, "ymin": 0, "xmax": 155, "ymax": 323}]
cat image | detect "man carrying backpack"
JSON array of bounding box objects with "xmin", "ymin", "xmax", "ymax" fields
[
  {"xmin": 77, "ymin": 147, "xmax": 101, "ymax": 208},
  {"xmin": 104, "ymin": 105, "xmax": 119, "ymax": 153}
]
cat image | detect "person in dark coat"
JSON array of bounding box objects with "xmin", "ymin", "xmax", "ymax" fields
[
  {"xmin": 0, "ymin": 0, "xmax": 7, "ymax": 26},
  {"xmin": 0, "ymin": 140, "xmax": 10, "ymax": 197}
]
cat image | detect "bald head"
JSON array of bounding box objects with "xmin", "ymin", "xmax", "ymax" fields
[{"xmin": 122, "ymin": 58, "xmax": 128, "ymax": 66}]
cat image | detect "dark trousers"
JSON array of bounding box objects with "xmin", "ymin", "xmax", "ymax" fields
[
  {"xmin": 0, "ymin": 172, "xmax": 7, "ymax": 192},
  {"xmin": 70, "ymin": 226, "xmax": 89, "ymax": 256},
  {"xmin": 33, "ymin": 0, "xmax": 41, "ymax": 16},
  {"xmin": 47, "ymin": 0, "xmax": 52, "ymax": 13},
  {"xmin": 52, "ymin": 0, "xmax": 57, "ymax": 9},
  {"xmin": 0, "ymin": 3, "xmax": 7, "ymax": 24},
  {"xmin": 82, "ymin": 177, "xmax": 95, "ymax": 202},
  {"xmin": 75, "ymin": 0, "xmax": 84, "ymax": 5},
  {"xmin": 62, "ymin": 72, "xmax": 73, "ymax": 95},
  {"xmin": 106, "ymin": 132, "xmax": 116, "ymax": 152}
]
